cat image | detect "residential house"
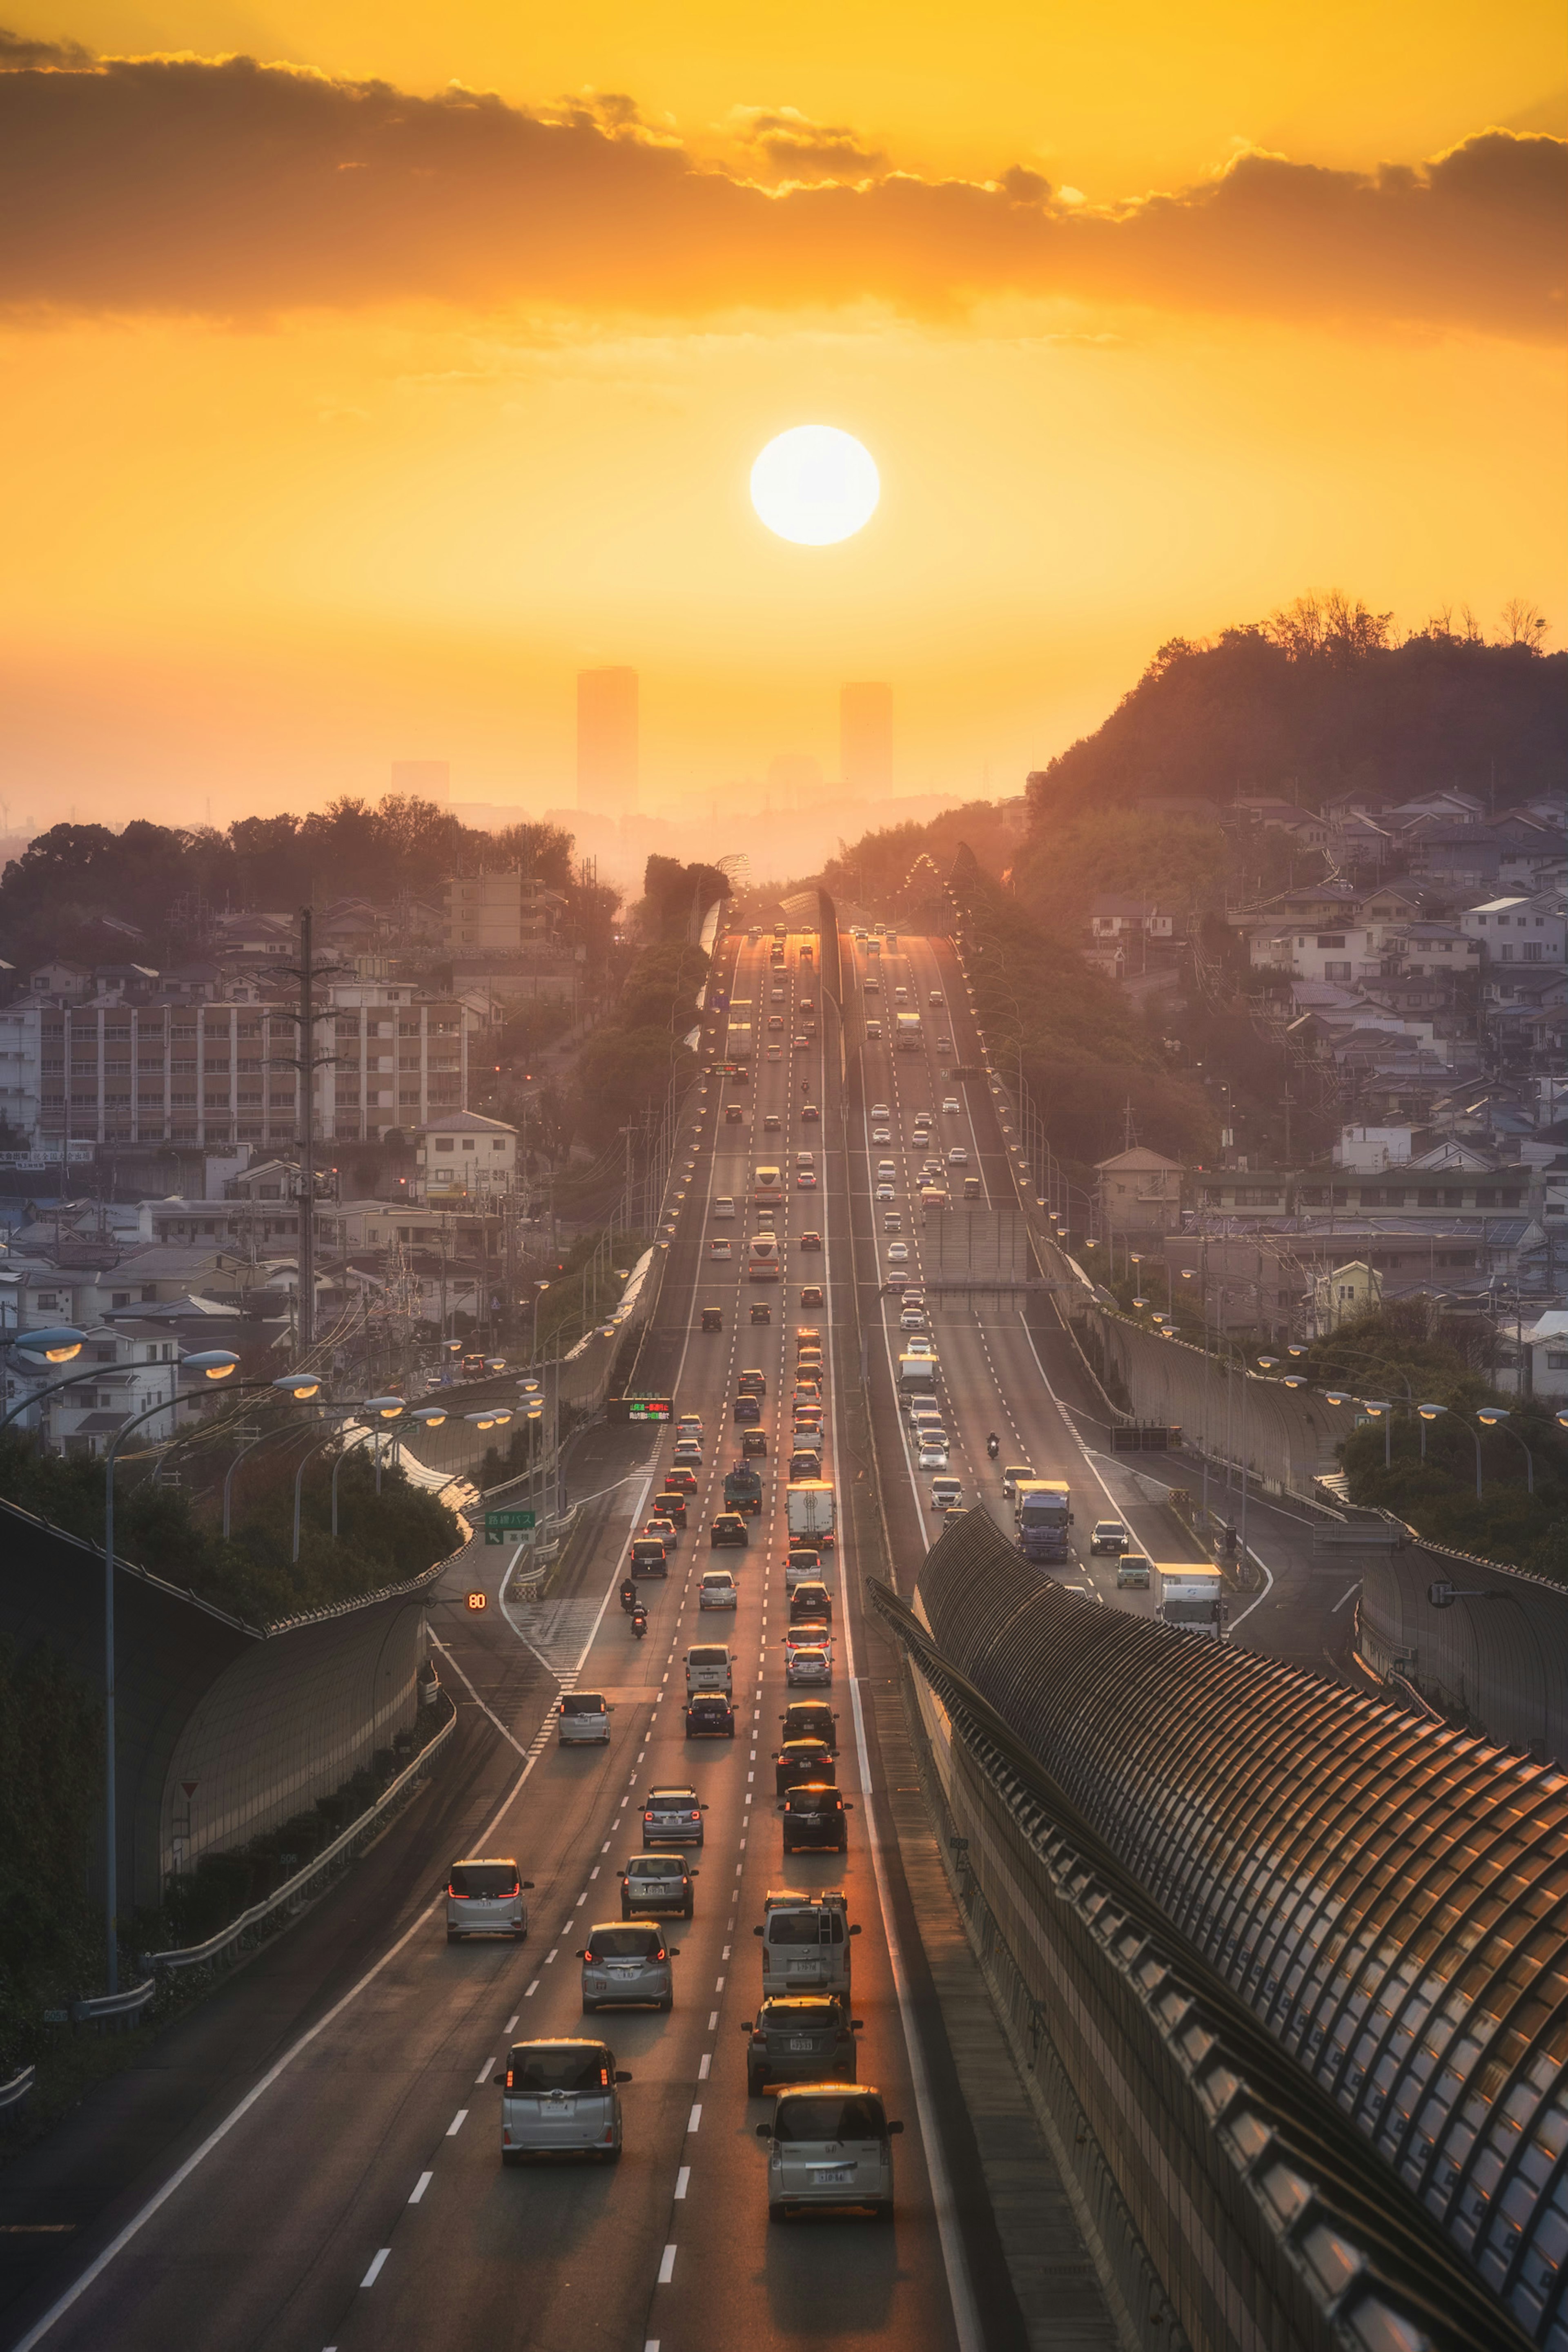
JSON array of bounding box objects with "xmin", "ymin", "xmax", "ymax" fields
[
  {"xmin": 1461, "ymin": 894, "xmax": 1567, "ymax": 971},
  {"xmin": 1521, "ymin": 1311, "xmax": 1568, "ymax": 1403},
  {"xmin": 416, "ymin": 1111, "xmax": 519, "ymax": 1204},
  {"xmin": 1094, "ymin": 1146, "xmax": 1183, "ymax": 1238},
  {"xmin": 1088, "ymin": 897, "xmax": 1176, "ymax": 942}
]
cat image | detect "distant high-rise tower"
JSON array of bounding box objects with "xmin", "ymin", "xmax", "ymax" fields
[
  {"xmin": 576, "ymin": 667, "xmax": 639, "ymax": 816},
  {"xmin": 840, "ymin": 682, "xmax": 892, "ymax": 795},
  {"xmin": 390, "ymin": 759, "xmax": 450, "ymax": 803}
]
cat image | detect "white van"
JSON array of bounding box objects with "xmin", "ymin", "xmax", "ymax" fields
[
  {"xmin": 685, "ymin": 1643, "xmax": 734, "ymax": 1695},
  {"xmin": 755, "ymin": 1889, "xmax": 860, "ymax": 1995},
  {"xmin": 446, "ymin": 1856, "xmax": 535, "ymax": 1943},
  {"xmin": 713, "ymin": 1195, "xmax": 735, "ymax": 1219},
  {"xmin": 559, "ymin": 1692, "xmax": 615, "ymax": 1745}
]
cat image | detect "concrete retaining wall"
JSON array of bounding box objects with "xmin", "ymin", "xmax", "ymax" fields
[{"xmin": 1358, "ymin": 1539, "xmax": 1568, "ymax": 1764}]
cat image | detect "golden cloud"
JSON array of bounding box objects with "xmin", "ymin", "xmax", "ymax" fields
[{"xmin": 0, "ymin": 32, "xmax": 1561, "ymax": 334}]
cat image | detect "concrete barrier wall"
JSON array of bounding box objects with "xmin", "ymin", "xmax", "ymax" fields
[
  {"xmin": 0, "ymin": 1497, "xmax": 450, "ymax": 1906},
  {"xmin": 1358, "ymin": 1539, "xmax": 1568, "ymax": 1763}
]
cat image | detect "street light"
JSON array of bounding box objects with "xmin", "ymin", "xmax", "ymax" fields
[
  {"xmin": 1418, "ymin": 1403, "xmax": 1482, "ymax": 1498},
  {"xmin": 1477, "ymin": 1407, "xmax": 1535, "ymax": 1496},
  {"xmin": 11, "ymin": 1324, "xmax": 87, "ymax": 1364}
]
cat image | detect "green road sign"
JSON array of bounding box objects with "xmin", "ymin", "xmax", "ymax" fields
[{"xmin": 484, "ymin": 1508, "xmax": 537, "ymax": 1543}]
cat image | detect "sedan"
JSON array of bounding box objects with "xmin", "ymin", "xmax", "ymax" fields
[
  {"xmin": 947, "ymin": 1147, "xmax": 969, "ymax": 1166},
  {"xmin": 700, "ymin": 1569, "xmax": 739, "ymax": 1609},
  {"xmin": 764, "ymin": 1112, "xmax": 782, "ymax": 1132},
  {"xmin": 942, "ymin": 1097, "xmax": 961, "ymax": 1114},
  {"xmin": 793, "ymin": 1034, "xmax": 811, "ymax": 1049},
  {"xmin": 768, "ymin": 1014, "xmax": 785, "ymax": 1031},
  {"xmin": 1090, "ymin": 1520, "xmax": 1129, "ymax": 1555},
  {"xmin": 871, "ymin": 1126, "xmax": 891, "ymax": 1144},
  {"xmin": 799, "ymin": 1230, "xmax": 822, "ymax": 1251},
  {"xmin": 875, "ymin": 1183, "xmax": 895, "ymax": 1202},
  {"xmin": 886, "ymin": 1242, "xmax": 909, "ymax": 1264},
  {"xmin": 796, "ymin": 1170, "xmax": 817, "ymax": 1188},
  {"xmin": 917, "ymin": 1442, "xmax": 949, "ymax": 1471},
  {"xmin": 578, "ymin": 1923, "xmax": 676, "ymax": 2013},
  {"xmin": 937, "ymin": 1035, "xmax": 953, "ymax": 1052},
  {"xmin": 899, "ymin": 1310, "xmax": 927, "ymax": 1332}
]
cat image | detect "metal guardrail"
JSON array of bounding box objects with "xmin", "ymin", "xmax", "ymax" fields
[
  {"xmin": 0, "ymin": 2064, "xmax": 35, "ymax": 2114},
  {"xmin": 71, "ymin": 1980, "xmax": 156, "ymax": 2029},
  {"xmin": 139, "ymin": 1697, "xmax": 457, "ymax": 1979}
]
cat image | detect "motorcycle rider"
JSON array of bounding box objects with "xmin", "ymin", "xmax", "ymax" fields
[
  {"xmin": 987, "ymin": 1431, "xmax": 1000, "ymax": 1459},
  {"xmin": 620, "ymin": 1576, "xmax": 637, "ymax": 1612},
  {"xmin": 630, "ymin": 1605, "xmax": 649, "ymax": 1639}
]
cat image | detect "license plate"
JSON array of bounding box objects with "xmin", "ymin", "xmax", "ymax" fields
[
  {"xmin": 787, "ymin": 2039, "xmax": 815, "ymax": 2053},
  {"xmin": 812, "ymin": 2167, "xmax": 852, "ymax": 2185}
]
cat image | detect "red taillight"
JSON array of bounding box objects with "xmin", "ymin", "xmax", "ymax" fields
[
  {"xmin": 655, "ymin": 1948, "xmax": 667, "ymax": 1963},
  {"xmin": 644, "ymin": 1810, "xmax": 655, "ymax": 1820},
  {"xmin": 446, "ymin": 1884, "xmax": 456, "ymax": 1897}
]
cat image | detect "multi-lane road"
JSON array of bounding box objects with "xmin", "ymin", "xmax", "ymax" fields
[{"xmin": 4, "ymin": 912, "xmax": 1356, "ymax": 2352}]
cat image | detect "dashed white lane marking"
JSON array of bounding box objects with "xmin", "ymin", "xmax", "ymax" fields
[
  {"xmin": 675, "ymin": 2166, "xmax": 691, "ymax": 2199},
  {"xmin": 361, "ymin": 2250, "xmax": 390, "ymax": 2287},
  {"xmin": 474, "ymin": 2059, "xmax": 494, "ymax": 2084},
  {"xmin": 408, "ymin": 2173, "xmax": 432, "ymax": 2205},
  {"xmin": 504, "ymin": 2013, "xmax": 519, "ymax": 2033},
  {"xmin": 698, "ymin": 2052, "xmax": 711, "ymax": 2080},
  {"xmin": 524, "ymin": 1981, "xmax": 539, "ymax": 1998},
  {"xmin": 688, "ymin": 2103, "xmax": 702, "ymax": 2131},
  {"xmin": 658, "ymin": 2245, "xmax": 677, "ymax": 2283},
  {"xmin": 446, "ymin": 2110, "xmax": 468, "ymax": 2137}
]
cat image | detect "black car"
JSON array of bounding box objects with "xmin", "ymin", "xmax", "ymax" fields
[
  {"xmin": 725, "ymin": 1105, "xmax": 745, "ymax": 1124},
  {"xmin": 789, "ymin": 1580, "xmax": 833, "ymax": 1623},
  {"xmin": 737, "ymin": 1369, "xmax": 767, "ymax": 1396},
  {"xmin": 700, "ymin": 1308, "xmax": 723, "ymax": 1332},
  {"xmin": 749, "ymin": 1301, "xmax": 772, "ymax": 1324},
  {"xmin": 780, "ymin": 1700, "xmax": 837, "ymax": 1746},
  {"xmin": 686, "ymin": 1692, "xmax": 736, "ymax": 1739},
  {"xmin": 774, "ymin": 1738, "xmax": 837, "ymax": 1795},
  {"xmin": 630, "ymin": 1537, "xmax": 669, "ymax": 1579},
  {"xmin": 788, "ymin": 1451, "xmax": 822, "ymax": 1481},
  {"xmin": 741, "ymin": 1429, "xmax": 768, "ymax": 1458},
  {"xmin": 652, "ymin": 1490, "xmax": 688, "ymax": 1527},
  {"xmin": 733, "ymin": 1396, "xmax": 762, "ymax": 1425},
  {"xmin": 710, "ymin": 1513, "xmax": 750, "ymax": 1549},
  {"xmin": 780, "ymin": 1784, "xmax": 851, "ymax": 1853},
  {"xmin": 744, "ymin": 1996, "xmax": 860, "ymax": 2096},
  {"xmin": 799, "ymin": 1283, "xmax": 824, "ymax": 1308}
]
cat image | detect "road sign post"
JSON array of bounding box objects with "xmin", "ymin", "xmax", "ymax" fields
[{"xmin": 484, "ymin": 1507, "xmax": 537, "ymax": 1544}]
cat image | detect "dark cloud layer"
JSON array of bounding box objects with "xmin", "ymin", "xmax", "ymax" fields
[{"xmin": 0, "ymin": 31, "xmax": 1561, "ymax": 332}]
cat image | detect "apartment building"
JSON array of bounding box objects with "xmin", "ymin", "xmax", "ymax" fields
[
  {"xmin": 1461, "ymin": 894, "xmax": 1567, "ymax": 969},
  {"xmin": 0, "ymin": 984, "xmax": 480, "ymax": 1155}
]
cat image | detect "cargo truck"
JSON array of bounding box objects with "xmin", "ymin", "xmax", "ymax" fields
[
  {"xmin": 723, "ymin": 1462, "xmax": 764, "ymax": 1516},
  {"xmin": 1157, "ymin": 1565, "xmax": 1224, "ymax": 1633},
  {"xmin": 786, "ymin": 1479, "xmax": 837, "ymax": 1551},
  {"xmin": 1014, "ymin": 1478, "xmax": 1073, "ymax": 1565},
  {"xmin": 894, "ymin": 1012, "xmax": 922, "ymax": 1052},
  {"xmin": 897, "ymin": 1351, "xmax": 938, "ymax": 1392}
]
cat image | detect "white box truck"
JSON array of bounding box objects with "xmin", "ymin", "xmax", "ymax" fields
[
  {"xmin": 786, "ymin": 1480, "xmax": 837, "ymax": 1551},
  {"xmin": 1157, "ymin": 1566, "xmax": 1224, "ymax": 1632},
  {"xmin": 897, "ymin": 1352, "xmax": 938, "ymax": 1393}
]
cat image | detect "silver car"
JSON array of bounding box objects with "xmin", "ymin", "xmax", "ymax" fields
[
  {"xmin": 743, "ymin": 1996, "xmax": 861, "ymax": 2095},
  {"xmin": 445, "ymin": 1856, "xmax": 535, "ymax": 1943},
  {"xmin": 642, "ymin": 1786, "xmax": 707, "ymax": 1846},
  {"xmin": 577, "ymin": 1921, "xmax": 679, "ymax": 2013},
  {"xmin": 758, "ymin": 2084, "xmax": 902, "ymax": 2220},
  {"xmin": 497, "ymin": 2039, "xmax": 632, "ymax": 2165}
]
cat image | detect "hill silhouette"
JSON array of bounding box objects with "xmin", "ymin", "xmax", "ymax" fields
[{"xmin": 1025, "ymin": 598, "xmax": 1566, "ymax": 818}]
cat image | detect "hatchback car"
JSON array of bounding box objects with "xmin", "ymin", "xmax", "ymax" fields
[
  {"xmin": 725, "ymin": 1104, "xmax": 745, "ymax": 1124},
  {"xmin": 710, "ymin": 1513, "xmax": 749, "ymax": 1549},
  {"xmin": 578, "ymin": 1923, "xmax": 677, "ymax": 2013},
  {"xmin": 621, "ymin": 1853, "xmax": 697, "ymax": 1918},
  {"xmin": 786, "ymin": 1643, "xmax": 832, "ymax": 1687},
  {"xmin": 700, "ymin": 1569, "xmax": 739, "ymax": 1610},
  {"xmin": 709, "ymin": 1237, "xmax": 733, "ymax": 1261},
  {"xmin": 801, "ymin": 1104, "xmax": 821, "ymax": 1123},
  {"xmin": 764, "ymin": 1111, "xmax": 782, "ymax": 1131},
  {"xmin": 742, "ymin": 1428, "xmax": 768, "ymax": 1458},
  {"xmin": 685, "ymin": 1690, "xmax": 736, "ymax": 1737},
  {"xmin": 774, "ymin": 1738, "xmax": 837, "ymax": 1795},
  {"xmin": 497, "ymin": 2040, "xmax": 632, "ymax": 2166},
  {"xmin": 749, "ymin": 1301, "xmax": 772, "ymax": 1324},
  {"xmin": 758, "ymin": 2084, "xmax": 901, "ymax": 2220},
  {"xmin": 917, "ymin": 1441, "xmax": 949, "ymax": 1471},
  {"xmin": 737, "ymin": 1368, "xmax": 767, "ymax": 1395},
  {"xmin": 653, "ymin": 1489, "xmax": 688, "ymax": 1527},
  {"xmin": 663, "ymin": 1464, "xmax": 699, "ymax": 1494},
  {"xmin": 744, "ymin": 1997, "xmax": 860, "ymax": 2096},
  {"xmin": 446, "ymin": 1857, "xmax": 535, "ymax": 1944},
  {"xmin": 673, "ymin": 1436, "xmax": 703, "ymax": 1463},
  {"xmin": 1116, "ymin": 1552, "xmax": 1153, "ymax": 1589},
  {"xmin": 800, "ymin": 1230, "xmax": 822, "ymax": 1250},
  {"xmin": 1090, "ymin": 1520, "xmax": 1129, "ymax": 1554},
  {"xmin": 642, "ymin": 1787, "xmax": 707, "ymax": 1846},
  {"xmin": 733, "ymin": 1394, "xmax": 762, "ymax": 1425},
  {"xmin": 643, "ymin": 1515, "xmax": 679, "ymax": 1553},
  {"xmin": 799, "ymin": 1282, "xmax": 825, "ymax": 1307},
  {"xmin": 781, "ymin": 1784, "xmax": 852, "ymax": 1853},
  {"xmin": 947, "ymin": 1147, "xmax": 969, "ymax": 1166}
]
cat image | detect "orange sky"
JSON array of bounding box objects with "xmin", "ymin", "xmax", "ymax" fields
[{"xmin": 0, "ymin": 6, "xmax": 1563, "ymax": 830}]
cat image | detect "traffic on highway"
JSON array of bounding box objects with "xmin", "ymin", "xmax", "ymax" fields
[{"xmin": 9, "ymin": 910, "xmax": 1272, "ymax": 2352}]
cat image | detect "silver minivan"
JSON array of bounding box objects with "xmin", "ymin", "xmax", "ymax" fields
[
  {"xmin": 758, "ymin": 2084, "xmax": 902, "ymax": 2220},
  {"xmin": 496, "ymin": 2039, "xmax": 632, "ymax": 2165},
  {"xmin": 445, "ymin": 1857, "xmax": 535, "ymax": 1944},
  {"xmin": 559, "ymin": 1691, "xmax": 614, "ymax": 1745},
  {"xmin": 686, "ymin": 1643, "xmax": 733, "ymax": 1695},
  {"xmin": 577, "ymin": 1921, "xmax": 679, "ymax": 2012}
]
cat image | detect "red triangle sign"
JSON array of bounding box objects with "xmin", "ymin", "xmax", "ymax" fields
[{"xmin": 181, "ymin": 1781, "xmax": 199, "ymax": 1799}]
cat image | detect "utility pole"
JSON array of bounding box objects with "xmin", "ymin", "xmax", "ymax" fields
[{"xmin": 299, "ymin": 907, "xmax": 316, "ymax": 1358}]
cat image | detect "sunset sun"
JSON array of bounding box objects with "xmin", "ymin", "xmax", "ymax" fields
[{"xmin": 750, "ymin": 425, "xmax": 881, "ymax": 545}]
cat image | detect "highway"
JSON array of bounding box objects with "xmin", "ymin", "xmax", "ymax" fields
[
  {"xmin": 4, "ymin": 911, "xmax": 1364, "ymax": 2352},
  {"xmin": 8, "ymin": 925, "xmax": 991, "ymax": 2352}
]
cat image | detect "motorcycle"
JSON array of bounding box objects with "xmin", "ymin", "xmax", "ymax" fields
[
  {"xmin": 619, "ymin": 1582, "xmax": 638, "ymax": 1612},
  {"xmin": 630, "ymin": 1610, "xmax": 649, "ymax": 1640},
  {"xmin": 986, "ymin": 1433, "xmax": 1000, "ymax": 1460}
]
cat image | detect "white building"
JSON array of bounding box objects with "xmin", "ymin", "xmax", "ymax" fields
[
  {"xmin": 415, "ymin": 1111, "xmax": 518, "ymax": 1203},
  {"xmin": 1521, "ymin": 1312, "xmax": 1568, "ymax": 1403},
  {"xmin": 1461, "ymin": 895, "xmax": 1567, "ymax": 969}
]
